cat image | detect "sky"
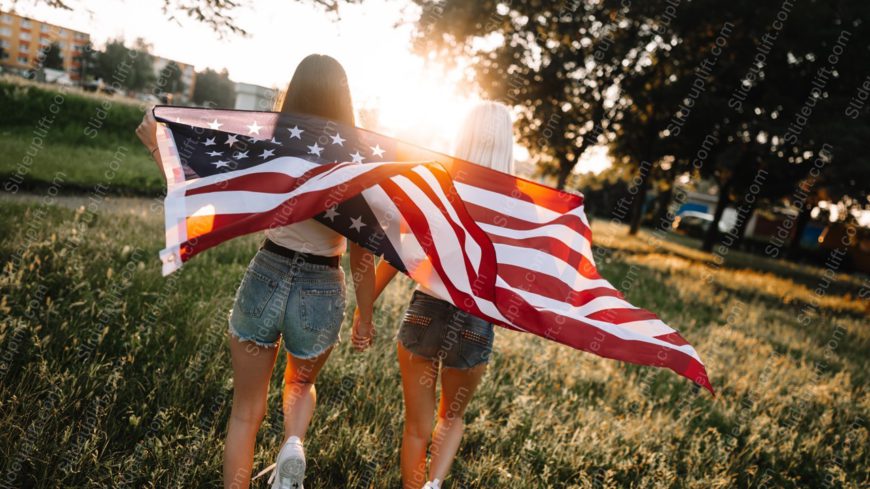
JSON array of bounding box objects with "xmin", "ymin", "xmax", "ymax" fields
[{"xmin": 3, "ymin": 0, "xmax": 612, "ymax": 173}]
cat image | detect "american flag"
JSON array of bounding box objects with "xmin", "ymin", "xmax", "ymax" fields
[{"xmin": 152, "ymin": 106, "xmax": 713, "ymax": 394}]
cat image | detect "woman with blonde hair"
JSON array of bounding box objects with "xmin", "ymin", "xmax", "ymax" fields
[{"xmin": 356, "ymin": 101, "xmax": 515, "ymax": 489}]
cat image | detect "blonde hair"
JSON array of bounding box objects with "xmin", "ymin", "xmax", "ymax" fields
[{"xmin": 453, "ymin": 101, "xmax": 515, "ymax": 174}]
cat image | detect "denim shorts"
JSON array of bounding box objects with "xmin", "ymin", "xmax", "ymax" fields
[
  {"xmin": 397, "ymin": 290, "xmax": 495, "ymax": 369},
  {"xmin": 228, "ymin": 248, "xmax": 346, "ymax": 359}
]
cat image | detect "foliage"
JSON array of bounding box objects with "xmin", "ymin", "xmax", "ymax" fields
[
  {"xmin": 42, "ymin": 42, "xmax": 64, "ymax": 71},
  {"xmin": 192, "ymin": 67, "xmax": 237, "ymax": 109},
  {"xmin": 157, "ymin": 61, "xmax": 186, "ymax": 95},
  {"xmin": 0, "ymin": 79, "xmax": 145, "ymax": 148},
  {"xmin": 92, "ymin": 38, "xmax": 155, "ymax": 92}
]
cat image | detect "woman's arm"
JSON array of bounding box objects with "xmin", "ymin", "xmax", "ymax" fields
[
  {"xmin": 349, "ymin": 242, "xmax": 376, "ymax": 351},
  {"xmin": 135, "ymin": 109, "xmax": 166, "ymax": 181},
  {"xmin": 372, "ymin": 257, "xmax": 400, "ymax": 302}
]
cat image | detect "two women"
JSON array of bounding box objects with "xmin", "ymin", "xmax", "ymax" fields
[{"xmin": 137, "ymin": 54, "xmax": 516, "ymax": 489}]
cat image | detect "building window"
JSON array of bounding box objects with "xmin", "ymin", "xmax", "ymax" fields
[
  {"xmin": 0, "ymin": 39, "xmax": 8, "ymax": 48},
  {"xmin": 74, "ymin": 32, "xmax": 86, "ymax": 40},
  {"xmin": 20, "ymin": 32, "xmax": 31, "ymax": 41},
  {"xmin": 18, "ymin": 55, "xmax": 28, "ymax": 64},
  {"xmin": 0, "ymin": 27, "xmax": 11, "ymax": 36},
  {"xmin": 40, "ymin": 24, "xmax": 50, "ymax": 33},
  {"xmin": 21, "ymin": 19, "xmax": 31, "ymax": 28},
  {"xmin": 1, "ymin": 14, "xmax": 12, "ymax": 24},
  {"xmin": 19, "ymin": 43, "xmax": 28, "ymax": 53},
  {"xmin": 58, "ymin": 28, "xmax": 65, "ymax": 36}
]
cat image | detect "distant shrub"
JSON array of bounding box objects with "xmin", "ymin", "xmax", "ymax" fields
[{"xmin": 0, "ymin": 79, "xmax": 144, "ymax": 148}]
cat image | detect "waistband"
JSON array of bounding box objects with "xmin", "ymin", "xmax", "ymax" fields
[{"xmin": 261, "ymin": 238, "xmax": 341, "ymax": 268}]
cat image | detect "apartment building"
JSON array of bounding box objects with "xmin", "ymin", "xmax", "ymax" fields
[{"xmin": 0, "ymin": 10, "xmax": 90, "ymax": 80}]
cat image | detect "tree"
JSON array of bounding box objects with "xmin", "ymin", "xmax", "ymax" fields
[
  {"xmin": 193, "ymin": 68, "xmax": 236, "ymax": 108},
  {"xmin": 42, "ymin": 42, "xmax": 64, "ymax": 70},
  {"xmin": 158, "ymin": 61, "xmax": 185, "ymax": 94},
  {"xmin": 93, "ymin": 38, "xmax": 155, "ymax": 92},
  {"xmin": 25, "ymin": 0, "xmax": 248, "ymax": 36},
  {"xmin": 407, "ymin": 1, "xmax": 642, "ymax": 190}
]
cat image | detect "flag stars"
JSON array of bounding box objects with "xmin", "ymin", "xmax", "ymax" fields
[
  {"xmin": 224, "ymin": 134, "xmax": 239, "ymax": 146},
  {"xmin": 208, "ymin": 119, "xmax": 223, "ymax": 130},
  {"xmin": 212, "ymin": 160, "xmax": 231, "ymax": 169},
  {"xmin": 234, "ymin": 150, "xmax": 249, "ymax": 159},
  {"xmin": 370, "ymin": 144, "xmax": 385, "ymax": 158},
  {"xmin": 206, "ymin": 150, "xmax": 223, "ymax": 157},
  {"xmin": 203, "ymin": 137, "xmax": 216, "ymax": 146},
  {"xmin": 288, "ymin": 126, "xmax": 304, "ymax": 139},
  {"xmin": 349, "ymin": 151, "xmax": 365, "ymax": 164},
  {"xmin": 269, "ymin": 137, "xmax": 283, "ymax": 146},
  {"xmin": 323, "ymin": 206, "xmax": 340, "ymax": 221},
  {"xmin": 330, "ymin": 132, "xmax": 345, "ymax": 146},
  {"xmin": 259, "ymin": 149, "xmax": 275, "ymax": 160},
  {"xmin": 349, "ymin": 216, "xmax": 366, "ymax": 232},
  {"xmin": 307, "ymin": 142, "xmax": 323, "ymax": 157},
  {"xmin": 247, "ymin": 120, "xmax": 262, "ymax": 135}
]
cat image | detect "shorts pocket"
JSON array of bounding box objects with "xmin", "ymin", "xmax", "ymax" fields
[
  {"xmin": 299, "ymin": 286, "xmax": 345, "ymax": 333},
  {"xmin": 236, "ymin": 268, "xmax": 279, "ymax": 318},
  {"xmin": 458, "ymin": 318, "xmax": 494, "ymax": 367},
  {"xmin": 398, "ymin": 311, "xmax": 432, "ymax": 349}
]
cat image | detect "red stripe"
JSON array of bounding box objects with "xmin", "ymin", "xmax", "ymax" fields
[
  {"xmin": 178, "ymin": 162, "xmax": 423, "ymax": 261},
  {"xmin": 378, "ymin": 178, "xmax": 495, "ymax": 321},
  {"xmin": 412, "ymin": 165, "xmax": 499, "ymax": 299},
  {"xmin": 462, "ymin": 201, "xmax": 593, "ymax": 244},
  {"xmin": 186, "ymin": 162, "xmax": 339, "ymax": 196},
  {"xmin": 493, "ymin": 285, "xmax": 713, "ymax": 394},
  {"xmin": 487, "ymin": 233, "xmax": 600, "ymax": 279},
  {"xmin": 497, "ymin": 264, "xmax": 618, "ymax": 305},
  {"xmin": 445, "ymin": 158, "xmax": 584, "ymax": 213},
  {"xmin": 587, "ymin": 307, "xmax": 660, "ymax": 324}
]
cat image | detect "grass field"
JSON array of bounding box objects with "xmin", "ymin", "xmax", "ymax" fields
[{"xmin": 0, "ymin": 191, "xmax": 867, "ymax": 488}]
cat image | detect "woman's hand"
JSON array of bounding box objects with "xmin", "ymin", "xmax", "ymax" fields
[
  {"xmin": 135, "ymin": 109, "xmax": 158, "ymax": 154},
  {"xmin": 351, "ymin": 308, "xmax": 376, "ymax": 352}
]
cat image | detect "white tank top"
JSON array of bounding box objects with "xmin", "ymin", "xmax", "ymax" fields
[{"xmin": 264, "ymin": 219, "xmax": 346, "ymax": 257}]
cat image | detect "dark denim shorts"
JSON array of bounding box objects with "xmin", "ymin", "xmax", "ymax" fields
[
  {"xmin": 397, "ymin": 290, "xmax": 495, "ymax": 369},
  {"xmin": 228, "ymin": 248, "xmax": 346, "ymax": 359}
]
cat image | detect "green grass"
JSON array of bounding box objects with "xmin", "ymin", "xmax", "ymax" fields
[
  {"xmin": 0, "ymin": 132, "xmax": 163, "ymax": 196},
  {"xmin": 0, "ymin": 195, "xmax": 867, "ymax": 488}
]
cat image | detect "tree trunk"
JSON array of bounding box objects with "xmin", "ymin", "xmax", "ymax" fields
[
  {"xmin": 702, "ymin": 177, "xmax": 732, "ymax": 252},
  {"xmin": 731, "ymin": 193, "xmax": 758, "ymax": 249},
  {"xmin": 628, "ymin": 171, "xmax": 650, "ymax": 235},
  {"xmin": 787, "ymin": 202, "xmax": 813, "ymax": 260},
  {"xmin": 653, "ymin": 180, "xmax": 674, "ymax": 229},
  {"xmin": 556, "ymin": 164, "xmax": 571, "ymax": 190}
]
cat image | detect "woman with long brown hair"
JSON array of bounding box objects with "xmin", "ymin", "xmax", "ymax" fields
[{"xmin": 137, "ymin": 54, "xmax": 376, "ymax": 489}]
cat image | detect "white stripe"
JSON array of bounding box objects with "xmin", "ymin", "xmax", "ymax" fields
[
  {"xmin": 477, "ymin": 221, "xmax": 595, "ymax": 265},
  {"xmin": 493, "ymin": 243, "xmax": 613, "ymax": 292},
  {"xmin": 412, "ymin": 166, "xmax": 483, "ymax": 271},
  {"xmin": 383, "ymin": 176, "xmax": 509, "ymax": 324},
  {"xmin": 455, "ymin": 182, "xmax": 587, "ymax": 224},
  {"xmin": 495, "ymin": 277, "xmax": 701, "ymax": 363},
  {"xmin": 180, "ymin": 162, "xmax": 389, "ymax": 216},
  {"xmin": 176, "ymin": 156, "xmax": 321, "ymax": 195}
]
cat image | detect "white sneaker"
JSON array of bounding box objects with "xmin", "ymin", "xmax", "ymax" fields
[
  {"xmin": 422, "ymin": 479, "xmax": 441, "ymax": 489},
  {"xmin": 270, "ymin": 436, "xmax": 306, "ymax": 489}
]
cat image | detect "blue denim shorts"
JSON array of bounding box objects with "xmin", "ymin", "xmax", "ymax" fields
[
  {"xmin": 228, "ymin": 248, "xmax": 346, "ymax": 359},
  {"xmin": 397, "ymin": 290, "xmax": 495, "ymax": 369}
]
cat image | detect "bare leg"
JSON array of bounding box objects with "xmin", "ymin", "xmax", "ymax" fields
[
  {"xmin": 224, "ymin": 335, "xmax": 279, "ymax": 489},
  {"xmin": 397, "ymin": 342, "xmax": 438, "ymax": 489},
  {"xmin": 282, "ymin": 346, "xmax": 334, "ymax": 441},
  {"xmin": 428, "ymin": 363, "xmax": 486, "ymax": 483}
]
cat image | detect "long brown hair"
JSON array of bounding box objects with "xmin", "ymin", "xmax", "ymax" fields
[{"xmin": 279, "ymin": 54, "xmax": 355, "ymax": 126}]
